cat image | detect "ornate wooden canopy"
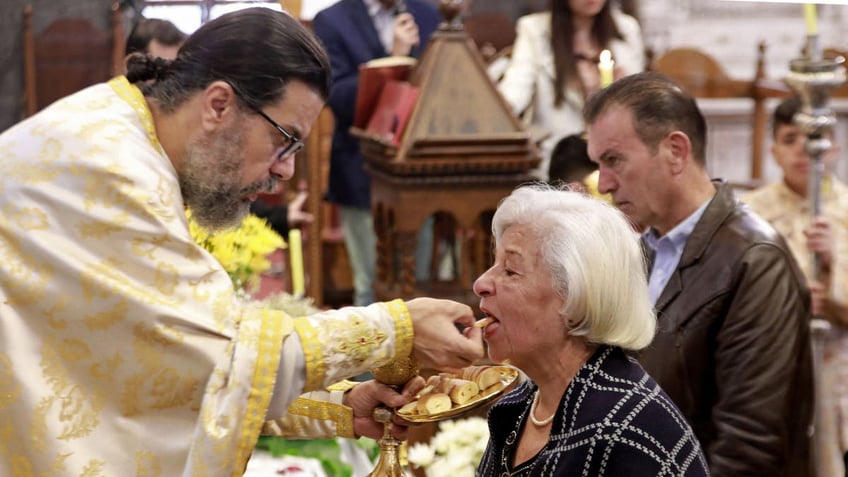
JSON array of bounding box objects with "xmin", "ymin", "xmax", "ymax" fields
[{"xmin": 353, "ymin": 20, "xmax": 539, "ymax": 304}]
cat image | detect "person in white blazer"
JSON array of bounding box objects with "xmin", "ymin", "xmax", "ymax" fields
[{"xmin": 498, "ymin": 0, "xmax": 645, "ymax": 180}]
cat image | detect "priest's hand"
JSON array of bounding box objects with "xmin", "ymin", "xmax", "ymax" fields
[
  {"xmin": 345, "ymin": 377, "xmax": 425, "ymax": 439},
  {"xmin": 405, "ymin": 297, "xmax": 485, "ymax": 373}
]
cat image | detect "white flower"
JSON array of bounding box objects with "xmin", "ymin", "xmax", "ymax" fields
[
  {"xmin": 407, "ymin": 417, "xmax": 489, "ymax": 477},
  {"xmin": 406, "ymin": 442, "xmax": 436, "ymax": 468}
]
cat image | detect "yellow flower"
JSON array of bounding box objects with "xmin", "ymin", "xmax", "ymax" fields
[{"xmin": 187, "ymin": 209, "xmax": 286, "ymax": 289}]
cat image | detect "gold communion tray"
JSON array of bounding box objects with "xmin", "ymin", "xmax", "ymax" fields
[{"xmin": 396, "ymin": 366, "xmax": 520, "ymax": 423}]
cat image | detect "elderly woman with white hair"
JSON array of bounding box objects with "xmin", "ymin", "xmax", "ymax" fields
[{"xmin": 474, "ymin": 185, "xmax": 708, "ymax": 476}]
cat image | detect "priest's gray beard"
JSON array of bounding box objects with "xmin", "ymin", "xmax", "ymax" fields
[{"xmin": 178, "ymin": 124, "xmax": 277, "ymax": 231}]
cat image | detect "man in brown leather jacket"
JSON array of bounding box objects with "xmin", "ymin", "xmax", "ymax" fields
[{"xmin": 584, "ymin": 72, "xmax": 814, "ymax": 476}]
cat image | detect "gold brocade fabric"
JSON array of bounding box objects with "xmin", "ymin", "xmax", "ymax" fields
[
  {"xmin": 742, "ymin": 179, "xmax": 848, "ymax": 477},
  {"xmin": 0, "ymin": 77, "xmax": 413, "ymax": 477}
]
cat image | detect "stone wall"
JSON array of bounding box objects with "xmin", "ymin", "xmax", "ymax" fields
[
  {"xmin": 639, "ymin": 0, "xmax": 848, "ymax": 79},
  {"xmin": 636, "ymin": 0, "xmax": 848, "ymax": 184}
]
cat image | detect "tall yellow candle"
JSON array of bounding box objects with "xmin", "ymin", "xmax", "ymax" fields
[
  {"xmin": 598, "ymin": 49, "xmax": 614, "ymax": 88},
  {"xmin": 804, "ymin": 3, "xmax": 817, "ymax": 35},
  {"xmin": 288, "ymin": 229, "xmax": 305, "ymax": 296}
]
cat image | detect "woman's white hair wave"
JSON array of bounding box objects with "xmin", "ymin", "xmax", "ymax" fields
[{"xmin": 491, "ymin": 183, "xmax": 655, "ymax": 350}]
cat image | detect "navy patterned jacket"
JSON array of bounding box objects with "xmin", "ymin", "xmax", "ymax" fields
[{"xmin": 477, "ymin": 346, "xmax": 710, "ymax": 476}]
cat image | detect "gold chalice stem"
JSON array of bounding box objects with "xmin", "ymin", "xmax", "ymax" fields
[
  {"xmin": 367, "ymin": 357, "xmax": 418, "ymax": 477},
  {"xmin": 367, "ymin": 407, "xmax": 410, "ymax": 477}
]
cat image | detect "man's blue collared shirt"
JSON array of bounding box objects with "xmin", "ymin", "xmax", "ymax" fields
[{"xmin": 643, "ymin": 199, "xmax": 711, "ymax": 306}]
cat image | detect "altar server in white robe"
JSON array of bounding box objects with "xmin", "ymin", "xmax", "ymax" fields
[{"xmin": 0, "ymin": 8, "xmax": 484, "ymax": 477}]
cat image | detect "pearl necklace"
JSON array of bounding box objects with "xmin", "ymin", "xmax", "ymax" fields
[{"xmin": 529, "ymin": 390, "xmax": 555, "ymax": 426}]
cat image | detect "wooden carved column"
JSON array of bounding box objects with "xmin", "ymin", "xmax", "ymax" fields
[{"xmin": 395, "ymin": 231, "xmax": 418, "ymax": 297}]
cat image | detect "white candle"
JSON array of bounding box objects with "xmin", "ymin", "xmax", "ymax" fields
[
  {"xmin": 288, "ymin": 229, "xmax": 305, "ymax": 296},
  {"xmin": 598, "ymin": 49, "xmax": 614, "ymax": 88}
]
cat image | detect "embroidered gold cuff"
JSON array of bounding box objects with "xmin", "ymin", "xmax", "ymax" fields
[
  {"xmin": 294, "ymin": 300, "xmax": 413, "ymax": 392},
  {"xmin": 293, "ymin": 317, "xmax": 324, "ymax": 392},
  {"xmin": 287, "ymin": 394, "xmax": 355, "ymax": 438},
  {"xmin": 327, "ymin": 380, "xmax": 359, "ymax": 392},
  {"xmin": 386, "ymin": 299, "xmax": 413, "ymax": 361}
]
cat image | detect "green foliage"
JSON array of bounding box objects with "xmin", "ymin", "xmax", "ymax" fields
[
  {"xmin": 256, "ymin": 437, "xmax": 352, "ymax": 477},
  {"xmin": 255, "ymin": 437, "xmax": 379, "ymax": 476}
]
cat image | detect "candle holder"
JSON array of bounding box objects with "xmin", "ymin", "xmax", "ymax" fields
[
  {"xmin": 783, "ymin": 33, "xmax": 846, "ymax": 472},
  {"xmin": 784, "ymin": 35, "xmax": 845, "ymax": 285},
  {"xmin": 367, "ymin": 357, "xmax": 419, "ymax": 477}
]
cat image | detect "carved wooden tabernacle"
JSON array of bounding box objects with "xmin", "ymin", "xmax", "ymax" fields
[{"xmin": 352, "ymin": 18, "xmax": 539, "ymax": 304}]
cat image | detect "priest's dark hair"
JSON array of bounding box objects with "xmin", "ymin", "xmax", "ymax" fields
[{"xmin": 126, "ymin": 8, "xmax": 330, "ymax": 113}]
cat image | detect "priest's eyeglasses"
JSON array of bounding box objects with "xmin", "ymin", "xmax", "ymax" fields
[{"xmin": 254, "ymin": 109, "xmax": 305, "ymax": 160}]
